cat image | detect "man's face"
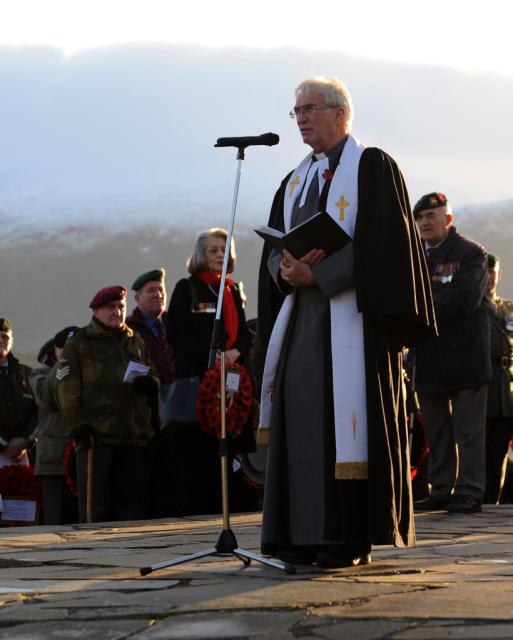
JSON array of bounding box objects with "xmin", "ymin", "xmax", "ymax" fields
[
  {"xmin": 294, "ymin": 90, "xmax": 345, "ymax": 154},
  {"xmin": 93, "ymin": 300, "xmax": 126, "ymax": 329},
  {"xmin": 415, "ymin": 207, "xmax": 452, "ymax": 246},
  {"xmin": 135, "ymin": 280, "xmax": 166, "ymax": 319},
  {"xmin": 487, "ymin": 265, "xmax": 501, "ymax": 296},
  {"xmin": 0, "ymin": 330, "xmax": 13, "ymax": 361}
]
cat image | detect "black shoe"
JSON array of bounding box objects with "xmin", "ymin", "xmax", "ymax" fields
[
  {"xmin": 447, "ymin": 495, "xmax": 482, "ymax": 514},
  {"xmin": 414, "ymin": 495, "xmax": 451, "ymax": 511},
  {"xmin": 277, "ymin": 547, "xmax": 317, "ymax": 565},
  {"xmin": 316, "ymin": 550, "xmax": 372, "ymax": 569}
]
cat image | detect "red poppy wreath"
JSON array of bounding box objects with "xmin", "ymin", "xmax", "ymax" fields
[
  {"xmin": 196, "ymin": 362, "xmax": 253, "ymax": 438},
  {"xmin": 0, "ymin": 464, "xmax": 41, "ymax": 499}
]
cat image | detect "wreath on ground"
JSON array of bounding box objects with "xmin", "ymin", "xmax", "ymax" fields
[
  {"xmin": 196, "ymin": 362, "xmax": 253, "ymax": 438},
  {"xmin": 0, "ymin": 464, "xmax": 41, "ymax": 499}
]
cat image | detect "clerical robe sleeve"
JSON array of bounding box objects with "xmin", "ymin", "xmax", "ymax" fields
[
  {"xmin": 312, "ymin": 243, "xmax": 354, "ymax": 299},
  {"xmin": 354, "ymin": 147, "xmax": 437, "ymax": 346},
  {"xmin": 267, "ymin": 248, "xmax": 293, "ymax": 296}
]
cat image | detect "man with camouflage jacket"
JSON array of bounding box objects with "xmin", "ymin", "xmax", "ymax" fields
[{"xmin": 56, "ymin": 286, "xmax": 158, "ymax": 523}]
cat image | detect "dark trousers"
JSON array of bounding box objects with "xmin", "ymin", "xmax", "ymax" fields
[
  {"xmin": 485, "ymin": 417, "xmax": 513, "ymax": 504},
  {"xmin": 76, "ymin": 445, "xmax": 149, "ymax": 523},
  {"xmin": 419, "ymin": 386, "xmax": 487, "ymax": 500},
  {"xmin": 40, "ymin": 475, "xmax": 78, "ymax": 525}
]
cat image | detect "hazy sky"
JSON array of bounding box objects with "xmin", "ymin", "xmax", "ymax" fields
[{"xmin": 2, "ymin": 0, "xmax": 512, "ymax": 76}]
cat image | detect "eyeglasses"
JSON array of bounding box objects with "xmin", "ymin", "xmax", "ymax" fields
[{"xmin": 289, "ymin": 105, "xmax": 337, "ymax": 119}]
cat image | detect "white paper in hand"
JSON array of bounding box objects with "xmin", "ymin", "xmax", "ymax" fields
[{"xmin": 124, "ymin": 360, "xmax": 151, "ymax": 383}]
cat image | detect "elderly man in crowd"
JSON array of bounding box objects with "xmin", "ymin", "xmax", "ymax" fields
[
  {"xmin": 413, "ymin": 193, "xmax": 490, "ymax": 514},
  {"xmin": 0, "ymin": 318, "xmax": 38, "ymax": 465},
  {"xmin": 257, "ymin": 75, "xmax": 435, "ymax": 568},
  {"xmin": 126, "ymin": 268, "xmax": 176, "ymax": 517},
  {"xmin": 483, "ymin": 254, "xmax": 513, "ymax": 504},
  {"xmin": 126, "ymin": 268, "xmax": 175, "ymax": 390},
  {"xmin": 56, "ymin": 286, "xmax": 157, "ymax": 523}
]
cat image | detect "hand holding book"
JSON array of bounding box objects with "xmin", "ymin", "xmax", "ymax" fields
[{"xmin": 280, "ymin": 248, "xmax": 325, "ymax": 287}]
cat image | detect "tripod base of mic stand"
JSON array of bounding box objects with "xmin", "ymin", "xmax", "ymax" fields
[{"xmin": 139, "ymin": 527, "xmax": 296, "ymax": 576}]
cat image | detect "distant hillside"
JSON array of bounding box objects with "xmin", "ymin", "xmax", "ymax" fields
[{"xmin": 4, "ymin": 197, "xmax": 513, "ymax": 363}]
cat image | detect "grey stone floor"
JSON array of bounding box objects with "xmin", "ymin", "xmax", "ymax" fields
[{"xmin": 1, "ymin": 507, "xmax": 513, "ymax": 639}]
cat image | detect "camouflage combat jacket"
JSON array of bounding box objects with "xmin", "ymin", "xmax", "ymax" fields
[{"xmin": 56, "ymin": 319, "xmax": 156, "ymax": 448}]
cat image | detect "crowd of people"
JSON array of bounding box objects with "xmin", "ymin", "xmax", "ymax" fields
[
  {"xmin": 0, "ymin": 74, "xmax": 512, "ymax": 571},
  {"xmin": 0, "ymin": 227, "xmax": 259, "ymax": 526}
]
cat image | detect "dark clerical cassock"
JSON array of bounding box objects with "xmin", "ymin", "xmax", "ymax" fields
[{"xmin": 257, "ymin": 138, "xmax": 436, "ymax": 553}]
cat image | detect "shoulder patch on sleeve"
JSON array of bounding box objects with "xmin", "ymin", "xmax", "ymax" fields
[{"xmin": 56, "ymin": 360, "xmax": 71, "ymax": 381}]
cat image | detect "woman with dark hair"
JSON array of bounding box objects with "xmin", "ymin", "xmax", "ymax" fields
[{"xmin": 164, "ymin": 227, "xmax": 254, "ymax": 516}]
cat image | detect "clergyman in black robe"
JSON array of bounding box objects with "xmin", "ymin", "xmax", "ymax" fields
[{"xmin": 256, "ymin": 75, "xmax": 436, "ymax": 567}]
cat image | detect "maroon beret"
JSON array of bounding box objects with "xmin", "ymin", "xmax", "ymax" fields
[{"xmin": 89, "ymin": 285, "xmax": 127, "ymax": 309}]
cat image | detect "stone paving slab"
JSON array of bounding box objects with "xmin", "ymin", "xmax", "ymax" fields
[
  {"xmin": 1, "ymin": 508, "xmax": 513, "ymax": 638},
  {"xmin": 0, "ymin": 620, "xmax": 151, "ymax": 639},
  {"xmin": 132, "ymin": 611, "xmax": 304, "ymax": 639}
]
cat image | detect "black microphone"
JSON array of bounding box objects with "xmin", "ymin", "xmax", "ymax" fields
[{"xmin": 215, "ymin": 132, "xmax": 279, "ymax": 148}]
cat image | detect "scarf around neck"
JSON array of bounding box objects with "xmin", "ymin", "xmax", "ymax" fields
[{"xmin": 196, "ymin": 271, "xmax": 238, "ymax": 350}]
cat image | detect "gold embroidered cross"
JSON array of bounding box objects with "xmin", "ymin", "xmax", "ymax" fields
[
  {"xmin": 289, "ymin": 176, "xmax": 300, "ymax": 198},
  {"xmin": 351, "ymin": 412, "xmax": 358, "ymax": 439},
  {"xmin": 336, "ymin": 195, "xmax": 350, "ymax": 221}
]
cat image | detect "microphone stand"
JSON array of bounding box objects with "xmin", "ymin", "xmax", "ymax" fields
[{"xmin": 140, "ymin": 143, "xmax": 295, "ymax": 577}]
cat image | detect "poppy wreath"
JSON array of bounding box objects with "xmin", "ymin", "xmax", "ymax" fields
[
  {"xmin": 63, "ymin": 441, "xmax": 78, "ymax": 497},
  {"xmin": 196, "ymin": 362, "xmax": 253, "ymax": 438},
  {"xmin": 0, "ymin": 464, "xmax": 41, "ymax": 500}
]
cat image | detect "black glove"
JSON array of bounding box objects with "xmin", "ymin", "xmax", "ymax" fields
[
  {"xmin": 70, "ymin": 424, "xmax": 93, "ymax": 448},
  {"xmin": 132, "ymin": 375, "xmax": 158, "ymax": 396}
]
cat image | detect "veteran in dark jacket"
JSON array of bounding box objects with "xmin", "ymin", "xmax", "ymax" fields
[
  {"xmin": 413, "ymin": 193, "xmax": 490, "ymax": 514},
  {"xmin": 126, "ymin": 268, "xmax": 176, "ymax": 517},
  {"xmin": 29, "ymin": 326, "xmax": 79, "ymax": 524},
  {"xmin": 126, "ymin": 268, "xmax": 175, "ymax": 387},
  {"xmin": 56, "ymin": 286, "xmax": 157, "ymax": 523},
  {"xmin": 0, "ymin": 318, "xmax": 38, "ymax": 465},
  {"xmin": 483, "ymin": 254, "xmax": 513, "ymax": 503}
]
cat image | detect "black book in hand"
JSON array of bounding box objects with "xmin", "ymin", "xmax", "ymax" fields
[{"xmin": 254, "ymin": 210, "xmax": 352, "ymax": 259}]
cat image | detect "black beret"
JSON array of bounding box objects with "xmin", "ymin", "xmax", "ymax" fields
[
  {"xmin": 0, "ymin": 318, "xmax": 13, "ymax": 333},
  {"xmin": 488, "ymin": 253, "xmax": 500, "ymax": 269},
  {"xmin": 54, "ymin": 325, "xmax": 80, "ymax": 348},
  {"xmin": 131, "ymin": 268, "xmax": 166, "ymax": 291},
  {"xmin": 37, "ymin": 338, "xmax": 54, "ymax": 363},
  {"xmin": 89, "ymin": 285, "xmax": 127, "ymax": 309},
  {"xmin": 413, "ymin": 192, "xmax": 449, "ymax": 217}
]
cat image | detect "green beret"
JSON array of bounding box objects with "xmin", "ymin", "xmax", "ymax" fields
[
  {"xmin": 413, "ymin": 192, "xmax": 449, "ymax": 217},
  {"xmin": 37, "ymin": 338, "xmax": 55, "ymax": 363},
  {"xmin": 131, "ymin": 268, "xmax": 166, "ymax": 291},
  {"xmin": 0, "ymin": 318, "xmax": 13, "ymax": 333},
  {"xmin": 488, "ymin": 253, "xmax": 500, "ymax": 269}
]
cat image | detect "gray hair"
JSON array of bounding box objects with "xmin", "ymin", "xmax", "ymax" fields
[
  {"xmin": 187, "ymin": 227, "xmax": 236, "ymax": 275},
  {"xmin": 295, "ymin": 76, "xmax": 353, "ymax": 131}
]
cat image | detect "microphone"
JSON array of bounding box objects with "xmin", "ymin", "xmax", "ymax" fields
[{"xmin": 215, "ymin": 132, "xmax": 279, "ymax": 148}]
